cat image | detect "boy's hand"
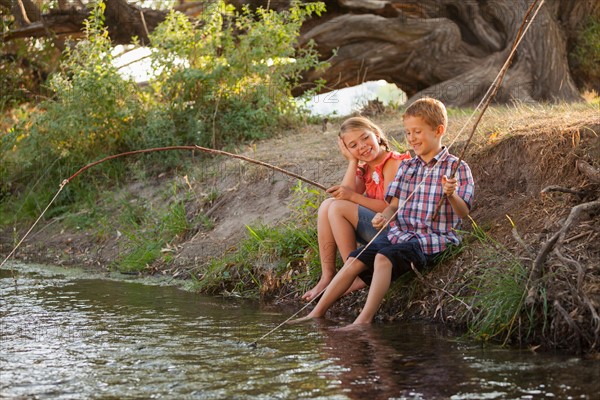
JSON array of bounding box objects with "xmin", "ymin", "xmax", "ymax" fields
[
  {"xmin": 337, "ymin": 137, "xmax": 357, "ymax": 162},
  {"xmin": 442, "ymin": 175, "xmax": 458, "ymax": 198},
  {"xmin": 371, "ymin": 213, "xmax": 388, "ymax": 230},
  {"xmin": 326, "ymin": 185, "xmax": 355, "ymax": 201}
]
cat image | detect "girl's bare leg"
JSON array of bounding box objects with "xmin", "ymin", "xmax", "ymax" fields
[
  {"xmin": 303, "ymin": 199, "xmax": 368, "ymax": 301},
  {"xmin": 302, "ymin": 198, "xmax": 338, "ymax": 301},
  {"xmin": 328, "ymin": 200, "xmax": 359, "ymax": 260},
  {"xmin": 329, "ymin": 200, "xmax": 368, "ymax": 294},
  {"xmin": 352, "ymin": 254, "xmax": 393, "ymax": 325}
]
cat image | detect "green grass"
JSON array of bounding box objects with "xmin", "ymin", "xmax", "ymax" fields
[
  {"xmin": 461, "ymin": 218, "xmax": 539, "ymax": 345},
  {"xmin": 190, "ymin": 182, "xmax": 323, "ymax": 297},
  {"xmin": 190, "ymin": 222, "xmax": 319, "ymax": 297}
]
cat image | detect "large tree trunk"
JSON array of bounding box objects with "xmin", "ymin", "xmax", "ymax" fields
[
  {"xmin": 2, "ymin": 0, "xmax": 597, "ymax": 106},
  {"xmin": 296, "ymin": 0, "xmax": 594, "ymax": 105}
]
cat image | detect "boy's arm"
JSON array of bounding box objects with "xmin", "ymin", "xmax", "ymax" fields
[{"xmin": 442, "ymin": 175, "xmax": 470, "ymax": 218}]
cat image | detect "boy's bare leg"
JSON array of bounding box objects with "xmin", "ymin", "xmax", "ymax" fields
[
  {"xmin": 302, "ymin": 199, "xmax": 338, "ymax": 301},
  {"xmin": 344, "ymin": 277, "xmax": 367, "ymax": 295},
  {"xmin": 352, "ymin": 254, "xmax": 393, "ymax": 325},
  {"xmin": 289, "ymin": 257, "xmax": 366, "ymax": 324}
]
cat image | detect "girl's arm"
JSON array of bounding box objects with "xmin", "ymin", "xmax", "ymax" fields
[
  {"xmin": 337, "ymin": 137, "xmax": 362, "ymax": 193},
  {"xmin": 328, "ymin": 153, "xmax": 401, "ymax": 213}
]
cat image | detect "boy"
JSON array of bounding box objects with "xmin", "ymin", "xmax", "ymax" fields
[{"xmin": 291, "ymin": 97, "xmax": 475, "ymax": 327}]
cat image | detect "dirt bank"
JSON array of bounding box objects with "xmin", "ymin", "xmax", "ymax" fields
[{"xmin": 1, "ymin": 103, "xmax": 599, "ymax": 354}]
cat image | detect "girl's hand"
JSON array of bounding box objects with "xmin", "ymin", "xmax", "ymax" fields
[
  {"xmin": 337, "ymin": 137, "xmax": 357, "ymax": 162},
  {"xmin": 371, "ymin": 213, "xmax": 387, "ymax": 230},
  {"xmin": 442, "ymin": 175, "xmax": 458, "ymax": 197},
  {"xmin": 326, "ymin": 185, "xmax": 355, "ymax": 201}
]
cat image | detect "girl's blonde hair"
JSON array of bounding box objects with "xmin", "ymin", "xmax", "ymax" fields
[{"xmin": 339, "ymin": 116, "xmax": 391, "ymax": 151}]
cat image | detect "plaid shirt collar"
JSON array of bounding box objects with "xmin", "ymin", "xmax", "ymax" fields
[{"xmin": 414, "ymin": 146, "xmax": 449, "ymax": 167}]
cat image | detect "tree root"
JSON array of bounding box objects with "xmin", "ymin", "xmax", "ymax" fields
[
  {"xmin": 526, "ymin": 199, "xmax": 600, "ymax": 305},
  {"xmin": 577, "ymin": 160, "xmax": 600, "ymax": 184},
  {"xmin": 541, "ymin": 185, "xmax": 588, "ymax": 197},
  {"xmin": 553, "ymin": 300, "xmax": 582, "ymax": 353}
]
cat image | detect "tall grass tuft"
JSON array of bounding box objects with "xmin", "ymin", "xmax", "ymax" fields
[{"xmin": 463, "ymin": 218, "xmax": 535, "ymax": 344}]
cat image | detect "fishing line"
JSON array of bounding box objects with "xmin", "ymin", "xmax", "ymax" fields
[
  {"xmin": 0, "ymin": 180, "xmax": 68, "ymax": 270},
  {"xmin": 432, "ymin": 0, "xmax": 546, "ymax": 220},
  {"xmin": 250, "ymin": 0, "xmax": 545, "ymax": 346}
]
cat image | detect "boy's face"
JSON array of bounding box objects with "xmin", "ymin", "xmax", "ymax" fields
[{"xmin": 403, "ymin": 115, "xmax": 444, "ymax": 162}]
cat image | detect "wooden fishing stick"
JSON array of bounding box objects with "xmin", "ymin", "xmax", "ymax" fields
[
  {"xmin": 431, "ymin": 0, "xmax": 544, "ymax": 221},
  {"xmin": 65, "ymin": 145, "xmax": 327, "ymax": 190},
  {"xmin": 0, "ymin": 145, "xmax": 326, "ymax": 270}
]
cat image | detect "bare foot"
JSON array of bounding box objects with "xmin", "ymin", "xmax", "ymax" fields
[
  {"xmin": 286, "ymin": 315, "xmax": 318, "ymax": 325},
  {"xmin": 301, "ymin": 278, "xmax": 331, "ymax": 302},
  {"xmin": 334, "ymin": 321, "xmax": 371, "ymax": 332}
]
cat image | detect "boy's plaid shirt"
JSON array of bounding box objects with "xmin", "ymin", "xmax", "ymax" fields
[{"xmin": 385, "ymin": 147, "xmax": 475, "ymax": 255}]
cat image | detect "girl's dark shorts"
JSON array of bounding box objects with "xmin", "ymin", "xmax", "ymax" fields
[{"xmin": 349, "ymin": 235, "xmax": 439, "ymax": 285}]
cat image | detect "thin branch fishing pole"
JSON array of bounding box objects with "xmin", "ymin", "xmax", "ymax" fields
[
  {"xmin": 66, "ymin": 145, "xmax": 326, "ymax": 190},
  {"xmin": 0, "ymin": 145, "xmax": 326, "ymax": 270},
  {"xmin": 431, "ymin": 0, "xmax": 544, "ymax": 221}
]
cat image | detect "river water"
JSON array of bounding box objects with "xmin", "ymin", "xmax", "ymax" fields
[{"xmin": 1, "ymin": 263, "xmax": 598, "ymax": 399}]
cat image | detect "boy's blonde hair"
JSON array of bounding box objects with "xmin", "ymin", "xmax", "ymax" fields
[
  {"xmin": 339, "ymin": 116, "xmax": 390, "ymax": 151},
  {"xmin": 403, "ymin": 97, "xmax": 448, "ymax": 130}
]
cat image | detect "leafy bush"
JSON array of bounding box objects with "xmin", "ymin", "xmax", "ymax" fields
[
  {"xmin": 571, "ymin": 14, "xmax": 600, "ymax": 92},
  {"xmin": 1, "ymin": 2, "xmax": 143, "ymax": 218},
  {"xmin": 147, "ymin": 0, "xmax": 327, "ymax": 148}
]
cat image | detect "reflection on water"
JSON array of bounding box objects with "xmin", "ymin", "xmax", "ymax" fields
[{"xmin": 1, "ymin": 264, "xmax": 598, "ymax": 399}]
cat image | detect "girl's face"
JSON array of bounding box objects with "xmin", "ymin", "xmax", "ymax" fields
[{"xmin": 340, "ymin": 128, "xmax": 382, "ymax": 162}]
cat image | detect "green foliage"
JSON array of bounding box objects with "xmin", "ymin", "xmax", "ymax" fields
[
  {"xmin": 148, "ymin": 0, "xmax": 327, "ymax": 148},
  {"xmin": 1, "ymin": 1, "xmax": 143, "ymax": 217},
  {"xmin": 1, "ymin": 1, "xmax": 327, "ymax": 223},
  {"xmin": 112, "ymin": 195, "xmax": 195, "ymax": 273},
  {"xmin": 192, "ymin": 221, "xmax": 319, "ymax": 297},
  {"xmin": 116, "ymin": 239, "xmax": 163, "ymax": 273},
  {"xmin": 571, "ymin": 14, "xmax": 600, "ymax": 90},
  {"xmin": 463, "ymin": 219, "xmax": 534, "ymax": 344}
]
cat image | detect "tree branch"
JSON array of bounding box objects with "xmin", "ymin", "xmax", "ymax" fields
[
  {"xmin": 541, "ymin": 185, "xmax": 588, "ymax": 197},
  {"xmin": 577, "ymin": 160, "xmax": 600, "ymax": 184},
  {"xmin": 530, "ymin": 199, "xmax": 600, "ymax": 284}
]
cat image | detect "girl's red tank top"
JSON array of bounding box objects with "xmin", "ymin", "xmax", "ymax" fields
[{"xmin": 358, "ymin": 151, "xmax": 411, "ymax": 200}]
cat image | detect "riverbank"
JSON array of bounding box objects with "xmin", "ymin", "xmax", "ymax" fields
[{"xmin": 1, "ymin": 102, "xmax": 599, "ymax": 354}]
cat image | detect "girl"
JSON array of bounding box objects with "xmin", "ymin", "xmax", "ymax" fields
[{"xmin": 302, "ymin": 116, "xmax": 410, "ymax": 301}]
